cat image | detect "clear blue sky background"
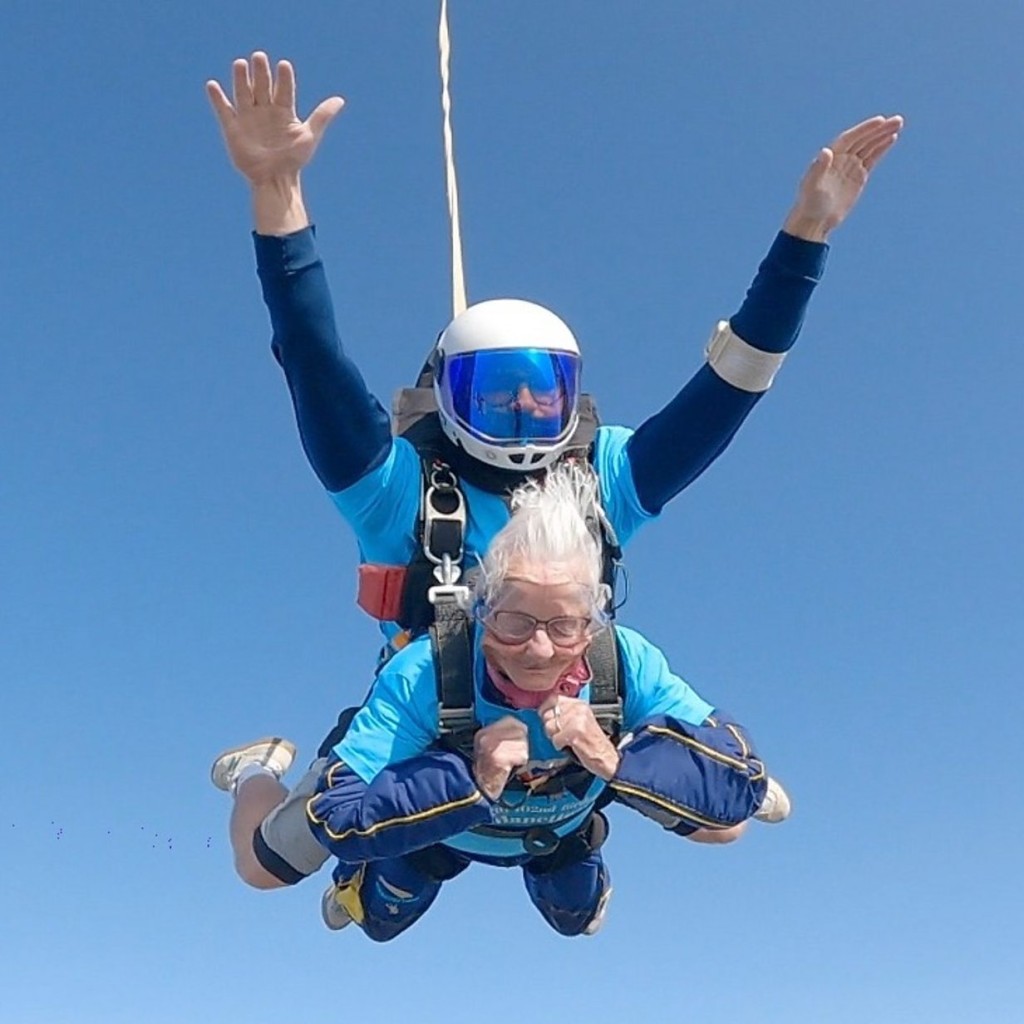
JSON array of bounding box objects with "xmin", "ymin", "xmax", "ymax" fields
[{"xmin": 3, "ymin": 1, "xmax": 1022, "ymax": 1021}]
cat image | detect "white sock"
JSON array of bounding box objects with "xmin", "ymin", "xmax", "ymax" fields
[{"xmin": 232, "ymin": 762, "xmax": 279, "ymax": 794}]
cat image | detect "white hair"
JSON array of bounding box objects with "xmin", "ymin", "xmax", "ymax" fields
[{"xmin": 474, "ymin": 461, "xmax": 606, "ymax": 608}]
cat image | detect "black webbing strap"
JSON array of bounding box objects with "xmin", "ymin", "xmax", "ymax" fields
[
  {"xmin": 596, "ymin": 518, "xmax": 623, "ymax": 621},
  {"xmin": 585, "ymin": 627, "xmax": 623, "ymax": 740},
  {"xmin": 431, "ymin": 598, "xmax": 476, "ymax": 752},
  {"xmin": 433, "ymin": 618, "xmax": 623, "ymax": 750}
]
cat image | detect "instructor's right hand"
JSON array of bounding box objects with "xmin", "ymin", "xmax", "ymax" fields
[{"xmin": 206, "ymin": 51, "xmax": 344, "ymax": 187}]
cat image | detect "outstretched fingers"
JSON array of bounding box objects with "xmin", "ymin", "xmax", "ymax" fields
[
  {"xmin": 272, "ymin": 59, "xmax": 297, "ymax": 110},
  {"xmin": 861, "ymin": 122, "xmax": 903, "ymax": 171},
  {"xmin": 831, "ymin": 115, "xmax": 887, "ymax": 152},
  {"xmin": 231, "ymin": 57, "xmax": 253, "ymax": 109},
  {"xmin": 250, "ymin": 51, "xmax": 274, "ymax": 105},
  {"xmin": 785, "ymin": 114, "xmax": 903, "ymax": 241},
  {"xmin": 835, "ymin": 115, "xmax": 903, "ymax": 157},
  {"xmin": 308, "ymin": 96, "xmax": 346, "ymax": 139},
  {"xmin": 205, "ymin": 79, "xmax": 235, "ymax": 128}
]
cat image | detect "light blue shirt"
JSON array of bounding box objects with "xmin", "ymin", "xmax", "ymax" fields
[
  {"xmin": 335, "ymin": 625, "xmax": 714, "ymax": 858},
  {"xmin": 329, "ymin": 427, "xmax": 655, "ymax": 639}
]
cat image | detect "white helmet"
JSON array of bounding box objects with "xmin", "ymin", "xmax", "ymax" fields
[{"xmin": 433, "ymin": 299, "xmax": 582, "ymax": 471}]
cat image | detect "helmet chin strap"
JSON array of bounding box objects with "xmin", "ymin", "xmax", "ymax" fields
[{"xmin": 438, "ymin": 0, "xmax": 467, "ymax": 319}]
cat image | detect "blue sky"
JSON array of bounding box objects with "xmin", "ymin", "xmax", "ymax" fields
[{"xmin": 2, "ymin": 1, "xmax": 1022, "ymax": 1021}]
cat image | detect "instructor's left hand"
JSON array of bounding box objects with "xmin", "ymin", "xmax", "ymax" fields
[{"xmin": 784, "ymin": 114, "xmax": 903, "ymax": 242}]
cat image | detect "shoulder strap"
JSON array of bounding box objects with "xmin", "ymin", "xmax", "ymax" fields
[
  {"xmin": 586, "ymin": 627, "xmax": 624, "ymax": 739},
  {"xmin": 433, "ymin": 618, "xmax": 623, "ymax": 769},
  {"xmin": 398, "ymin": 458, "xmax": 468, "ymax": 632},
  {"xmin": 431, "ymin": 602, "xmax": 477, "ymax": 754}
]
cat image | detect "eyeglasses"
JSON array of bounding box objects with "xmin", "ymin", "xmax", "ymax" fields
[{"xmin": 478, "ymin": 607, "xmax": 605, "ymax": 647}]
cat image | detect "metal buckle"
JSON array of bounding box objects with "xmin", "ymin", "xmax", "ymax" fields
[
  {"xmin": 422, "ymin": 463, "xmax": 466, "ymax": 565},
  {"xmin": 439, "ymin": 706, "xmax": 475, "ymax": 735},
  {"xmin": 522, "ymin": 828, "xmax": 560, "ymax": 856},
  {"xmin": 427, "ymin": 553, "xmax": 471, "ymax": 608},
  {"xmin": 590, "ymin": 700, "xmax": 623, "ymax": 737}
]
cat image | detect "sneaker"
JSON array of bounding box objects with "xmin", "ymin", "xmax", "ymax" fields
[
  {"xmin": 209, "ymin": 737, "xmax": 297, "ymax": 793},
  {"xmin": 321, "ymin": 883, "xmax": 354, "ymax": 932},
  {"xmin": 583, "ymin": 885, "xmax": 613, "ymax": 936},
  {"xmin": 754, "ymin": 777, "xmax": 792, "ymax": 823}
]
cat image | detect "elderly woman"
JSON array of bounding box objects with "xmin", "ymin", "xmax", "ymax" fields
[{"xmin": 296, "ymin": 463, "xmax": 785, "ymax": 940}]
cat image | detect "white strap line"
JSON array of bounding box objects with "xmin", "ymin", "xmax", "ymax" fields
[{"xmin": 439, "ymin": 0, "xmax": 467, "ymax": 317}]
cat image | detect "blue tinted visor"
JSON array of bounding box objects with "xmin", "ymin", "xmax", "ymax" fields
[{"xmin": 441, "ymin": 349, "xmax": 581, "ymax": 447}]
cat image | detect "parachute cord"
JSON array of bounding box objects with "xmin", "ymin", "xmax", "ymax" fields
[{"xmin": 439, "ymin": 0, "xmax": 467, "ymax": 318}]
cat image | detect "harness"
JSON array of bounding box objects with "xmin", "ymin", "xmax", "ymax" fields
[
  {"xmin": 354, "ymin": 357, "xmax": 627, "ymax": 849},
  {"xmin": 351, "ymin": 369, "xmax": 628, "ymax": 860},
  {"xmin": 430, "ymin": 614, "xmax": 625, "ymax": 754},
  {"xmin": 430, "ymin": 610, "xmax": 625, "ymax": 856}
]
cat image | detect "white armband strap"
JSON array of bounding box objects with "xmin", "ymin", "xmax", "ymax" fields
[{"xmin": 704, "ymin": 320, "xmax": 787, "ymax": 393}]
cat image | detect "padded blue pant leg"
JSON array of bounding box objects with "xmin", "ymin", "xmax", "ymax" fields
[
  {"xmin": 333, "ymin": 856, "xmax": 444, "ymax": 943},
  {"xmin": 522, "ymin": 850, "xmax": 609, "ymax": 937}
]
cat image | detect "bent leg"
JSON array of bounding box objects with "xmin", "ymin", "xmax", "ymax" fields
[
  {"xmin": 230, "ymin": 775, "xmax": 291, "ymax": 889},
  {"xmin": 247, "ymin": 758, "xmax": 332, "ymax": 887},
  {"xmin": 218, "ymin": 718, "xmax": 362, "ymax": 890},
  {"xmin": 334, "ymin": 854, "xmax": 465, "ymax": 943},
  {"xmin": 523, "ymin": 849, "xmax": 610, "ymax": 937}
]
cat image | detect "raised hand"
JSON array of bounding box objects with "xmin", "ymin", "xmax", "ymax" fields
[
  {"xmin": 207, "ymin": 51, "xmax": 344, "ymax": 186},
  {"xmin": 784, "ymin": 114, "xmax": 904, "ymax": 242},
  {"xmin": 206, "ymin": 52, "xmax": 344, "ymax": 234}
]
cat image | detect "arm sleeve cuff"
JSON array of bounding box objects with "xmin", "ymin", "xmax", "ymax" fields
[
  {"xmin": 729, "ymin": 230, "xmax": 829, "ymax": 354},
  {"xmin": 771, "ymin": 230, "xmax": 829, "ymax": 278},
  {"xmin": 253, "ymin": 225, "xmax": 320, "ymax": 276}
]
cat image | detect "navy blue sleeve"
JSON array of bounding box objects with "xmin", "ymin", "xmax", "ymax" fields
[
  {"xmin": 254, "ymin": 228, "xmax": 393, "ymax": 492},
  {"xmin": 307, "ymin": 753, "xmax": 495, "ymax": 863},
  {"xmin": 609, "ymin": 710, "xmax": 768, "ymax": 835},
  {"xmin": 627, "ymin": 232, "xmax": 828, "ymax": 513}
]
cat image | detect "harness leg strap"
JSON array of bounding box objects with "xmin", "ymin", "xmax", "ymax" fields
[{"xmin": 524, "ymin": 810, "xmax": 609, "ymax": 876}]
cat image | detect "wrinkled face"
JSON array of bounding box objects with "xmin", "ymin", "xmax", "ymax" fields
[{"xmin": 480, "ymin": 559, "xmax": 597, "ymax": 691}]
